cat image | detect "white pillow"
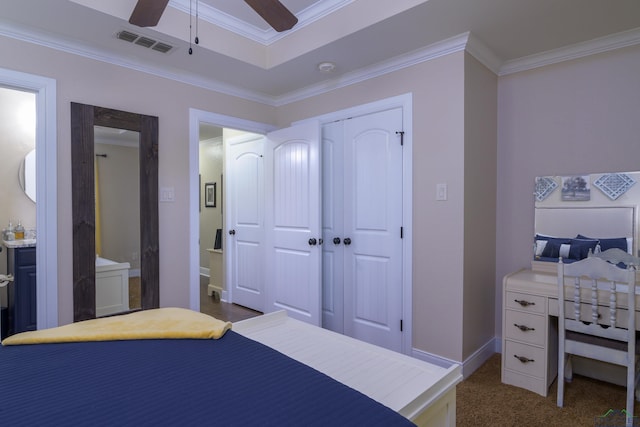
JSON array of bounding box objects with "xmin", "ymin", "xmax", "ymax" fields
[{"xmin": 534, "ymin": 240, "xmax": 548, "ymax": 257}]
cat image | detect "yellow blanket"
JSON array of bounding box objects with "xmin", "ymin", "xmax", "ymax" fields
[{"xmin": 2, "ymin": 307, "xmax": 232, "ymax": 346}]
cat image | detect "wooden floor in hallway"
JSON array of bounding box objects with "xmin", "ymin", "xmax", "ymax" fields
[{"xmin": 199, "ymin": 275, "xmax": 262, "ymax": 322}]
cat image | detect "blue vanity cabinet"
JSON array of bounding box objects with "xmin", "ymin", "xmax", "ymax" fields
[{"xmin": 7, "ymin": 246, "xmax": 37, "ymax": 335}]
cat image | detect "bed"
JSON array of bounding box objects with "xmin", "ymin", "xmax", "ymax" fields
[{"xmin": 0, "ymin": 308, "xmax": 460, "ymax": 426}]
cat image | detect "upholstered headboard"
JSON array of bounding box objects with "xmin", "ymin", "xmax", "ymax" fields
[
  {"xmin": 533, "ymin": 206, "xmax": 637, "ymax": 272},
  {"xmin": 535, "ymin": 207, "xmax": 635, "ymax": 241}
]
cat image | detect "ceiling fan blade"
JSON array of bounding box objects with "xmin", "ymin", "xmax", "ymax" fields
[
  {"xmin": 245, "ymin": 0, "xmax": 298, "ymax": 32},
  {"xmin": 129, "ymin": 0, "xmax": 170, "ymax": 27}
]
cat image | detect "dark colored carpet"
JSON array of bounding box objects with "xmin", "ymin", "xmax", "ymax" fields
[{"xmin": 457, "ymin": 354, "xmax": 638, "ymax": 426}]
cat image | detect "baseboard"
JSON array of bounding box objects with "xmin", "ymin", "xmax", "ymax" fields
[
  {"xmin": 411, "ymin": 348, "xmax": 459, "ymax": 369},
  {"xmin": 412, "ymin": 336, "xmax": 499, "ymax": 379},
  {"xmin": 461, "ymin": 338, "xmax": 498, "ymax": 379}
]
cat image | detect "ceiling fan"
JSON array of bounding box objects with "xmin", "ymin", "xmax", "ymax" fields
[{"xmin": 129, "ymin": 0, "xmax": 298, "ymax": 32}]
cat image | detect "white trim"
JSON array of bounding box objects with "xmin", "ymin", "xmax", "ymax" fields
[
  {"xmin": 499, "ymin": 27, "xmax": 640, "ymax": 76},
  {"xmin": 169, "ymin": 0, "xmax": 354, "ymax": 46},
  {"xmin": 0, "ymin": 67, "xmax": 58, "ymax": 329},
  {"xmin": 294, "ymin": 93, "xmax": 414, "ymax": 356},
  {"xmin": 0, "ymin": 21, "xmax": 274, "ymax": 106},
  {"xmin": 411, "ymin": 337, "xmax": 497, "ymax": 379},
  {"xmin": 276, "ymin": 34, "xmax": 469, "ymax": 106},
  {"xmin": 3, "ymin": 15, "xmax": 640, "ymax": 106},
  {"xmin": 411, "ymin": 347, "xmax": 460, "ymax": 369},
  {"xmin": 460, "ymin": 339, "xmax": 497, "ymax": 379},
  {"xmin": 188, "ymin": 109, "xmax": 276, "ymax": 312}
]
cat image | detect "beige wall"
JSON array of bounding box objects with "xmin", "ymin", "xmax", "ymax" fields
[
  {"xmin": 0, "ymin": 87, "xmax": 36, "ymax": 275},
  {"xmin": 462, "ymin": 53, "xmax": 497, "ymax": 360},
  {"xmin": 12, "ymin": 28, "xmax": 635, "ymax": 365},
  {"xmin": 0, "ymin": 35, "xmax": 277, "ymax": 326},
  {"xmin": 277, "ymin": 52, "xmax": 474, "ymax": 361},
  {"xmin": 496, "ymin": 44, "xmax": 640, "ymax": 339}
]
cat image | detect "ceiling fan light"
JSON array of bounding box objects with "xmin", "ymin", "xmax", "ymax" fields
[{"xmin": 318, "ymin": 62, "xmax": 336, "ymax": 73}]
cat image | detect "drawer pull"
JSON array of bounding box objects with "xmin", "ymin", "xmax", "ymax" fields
[
  {"xmin": 514, "ymin": 355, "xmax": 534, "ymax": 364},
  {"xmin": 514, "ymin": 323, "xmax": 535, "ymax": 332},
  {"xmin": 514, "ymin": 299, "xmax": 535, "ymax": 307}
]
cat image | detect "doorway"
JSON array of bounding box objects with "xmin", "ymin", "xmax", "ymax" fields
[
  {"xmin": 0, "ymin": 68, "xmax": 57, "ymax": 330},
  {"xmin": 189, "ymin": 93, "xmax": 413, "ymax": 354}
]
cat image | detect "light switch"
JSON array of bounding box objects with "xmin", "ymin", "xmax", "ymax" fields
[
  {"xmin": 160, "ymin": 186, "xmax": 175, "ymax": 202},
  {"xmin": 436, "ymin": 183, "xmax": 447, "ymax": 201}
]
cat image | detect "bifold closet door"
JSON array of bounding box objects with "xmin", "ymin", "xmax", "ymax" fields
[
  {"xmin": 264, "ymin": 122, "xmax": 322, "ymax": 325},
  {"xmin": 322, "ymin": 108, "xmax": 404, "ymax": 352}
]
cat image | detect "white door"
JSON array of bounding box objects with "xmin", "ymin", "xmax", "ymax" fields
[
  {"xmin": 321, "ymin": 121, "xmax": 344, "ymax": 332},
  {"xmin": 226, "ymin": 133, "xmax": 266, "ymax": 311},
  {"xmin": 264, "ymin": 122, "xmax": 322, "ymax": 325},
  {"xmin": 326, "ymin": 108, "xmax": 404, "ymax": 351}
]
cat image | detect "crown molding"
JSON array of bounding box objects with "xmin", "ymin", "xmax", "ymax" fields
[
  {"xmin": 3, "ymin": 12, "xmax": 638, "ymax": 108},
  {"xmin": 0, "ymin": 19, "xmax": 274, "ymax": 106},
  {"xmin": 499, "ymin": 27, "xmax": 640, "ymax": 76},
  {"xmin": 169, "ymin": 0, "xmax": 353, "ymax": 46},
  {"xmin": 274, "ymin": 32, "xmax": 471, "ymax": 106},
  {"xmin": 465, "ymin": 33, "xmax": 503, "ymax": 74}
]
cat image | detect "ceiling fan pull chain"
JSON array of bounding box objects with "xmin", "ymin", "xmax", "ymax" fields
[
  {"xmin": 188, "ymin": 0, "xmax": 193, "ymax": 54},
  {"xmin": 195, "ymin": 0, "xmax": 199, "ymax": 45}
]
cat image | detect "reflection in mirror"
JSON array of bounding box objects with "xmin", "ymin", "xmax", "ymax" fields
[
  {"xmin": 533, "ymin": 171, "xmax": 640, "ymax": 267},
  {"xmin": 18, "ymin": 148, "xmax": 36, "ymax": 203},
  {"xmin": 94, "ymin": 126, "xmax": 141, "ymax": 315},
  {"xmin": 71, "ymin": 103, "xmax": 158, "ymax": 322}
]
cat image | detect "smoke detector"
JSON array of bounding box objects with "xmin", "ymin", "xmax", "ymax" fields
[{"xmin": 317, "ymin": 62, "xmax": 336, "ymax": 73}]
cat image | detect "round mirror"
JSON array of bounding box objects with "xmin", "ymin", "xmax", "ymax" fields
[{"xmin": 18, "ymin": 149, "xmax": 36, "ymax": 203}]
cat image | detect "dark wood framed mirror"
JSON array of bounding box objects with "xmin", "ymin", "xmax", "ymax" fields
[{"xmin": 71, "ymin": 103, "xmax": 159, "ymax": 322}]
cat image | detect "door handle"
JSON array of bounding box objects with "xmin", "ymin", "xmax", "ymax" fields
[
  {"xmin": 343, "ymin": 237, "xmax": 352, "ymax": 246},
  {"xmin": 333, "ymin": 237, "xmax": 341, "ymax": 245},
  {"xmin": 308, "ymin": 238, "xmax": 317, "ymax": 246},
  {"xmin": 229, "ymin": 229, "xmax": 236, "ymax": 235}
]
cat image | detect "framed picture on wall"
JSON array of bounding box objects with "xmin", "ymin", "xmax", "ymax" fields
[
  {"xmin": 205, "ymin": 182, "xmax": 216, "ymax": 207},
  {"xmin": 561, "ymin": 175, "xmax": 590, "ymax": 201}
]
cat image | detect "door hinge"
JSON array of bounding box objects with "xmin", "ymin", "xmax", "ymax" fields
[
  {"xmin": 400, "ymin": 226, "xmax": 403, "ymax": 239},
  {"xmin": 400, "ymin": 319, "xmax": 403, "ymax": 332},
  {"xmin": 396, "ymin": 131, "xmax": 404, "ymax": 146}
]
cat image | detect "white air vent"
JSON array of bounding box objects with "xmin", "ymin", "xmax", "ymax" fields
[{"xmin": 116, "ymin": 30, "xmax": 173, "ymax": 54}]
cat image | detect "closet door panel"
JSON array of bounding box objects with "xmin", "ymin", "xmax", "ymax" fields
[
  {"xmin": 322, "ymin": 121, "xmax": 344, "ymax": 333},
  {"xmin": 343, "ymin": 108, "xmax": 403, "ymax": 352},
  {"xmin": 265, "ymin": 122, "xmax": 321, "ymax": 325}
]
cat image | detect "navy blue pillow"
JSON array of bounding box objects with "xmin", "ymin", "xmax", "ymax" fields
[
  {"xmin": 568, "ymin": 239, "xmax": 599, "ymax": 260},
  {"xmin": 577, "ymin": 234, "xmax": 628, "ymax": 252},
  {"xmin": 541, "ymin": 238, "xmax": 571, "ymax": 258}
]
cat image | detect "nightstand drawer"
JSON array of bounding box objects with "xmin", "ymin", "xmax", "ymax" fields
[
  {"xmin": 504, "ymin": 340, "xmax": 545, "ymax": 378},
  {"xmin": 506, "ymin": 291, "xmax": 545, "ymax": 314},
  {"xmin": 504, "ymin": 310, "xmax": 545, "ymax": 346}
]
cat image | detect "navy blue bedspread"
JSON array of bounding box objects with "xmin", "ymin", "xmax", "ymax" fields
[{"xmin": 0, "ymin": 330, "xmax": 415, "ymax": 426}]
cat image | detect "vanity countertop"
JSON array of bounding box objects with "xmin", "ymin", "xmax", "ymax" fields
[{"xmin": 3, "ymin": 239, "xmax": 36, "ymax": 249}]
